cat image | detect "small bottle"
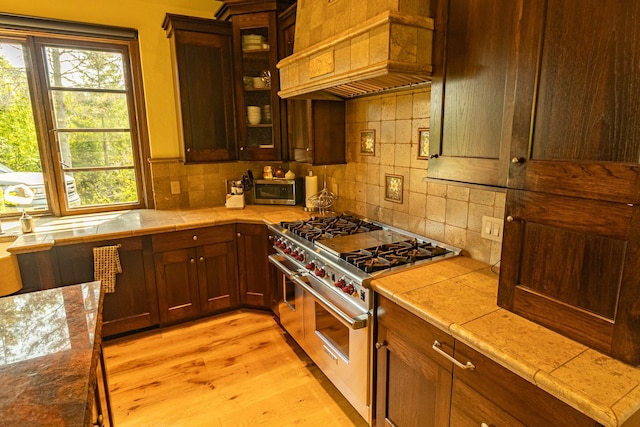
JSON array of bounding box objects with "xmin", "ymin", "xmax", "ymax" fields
[{"xmin": 20, "ymin": 210, "xmax": 34, "ymax": 234}]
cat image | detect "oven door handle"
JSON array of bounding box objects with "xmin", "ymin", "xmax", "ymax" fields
[
  {"xmin": 268, "ymin": 254, "xmax": 301, "ymax": 279},
  {"xmin": 292, "ymin": 274, "xmax": 369, "ymax": 330}
]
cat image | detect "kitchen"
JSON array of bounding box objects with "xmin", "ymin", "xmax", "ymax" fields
[{"xmin": 1, "ymin": 0, "xmax": 640, "ymax": 426}]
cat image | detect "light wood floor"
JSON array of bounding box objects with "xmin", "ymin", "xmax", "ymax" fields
[{"xmin": 103, "ymin": 310, "xmax": 370, "ymax": 427}]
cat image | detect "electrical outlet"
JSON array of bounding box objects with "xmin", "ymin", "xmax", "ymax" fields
[
  {"xmin": 481, "ymin": 216, "xmax": 504, "ymax": 242},
  {"xmin": 170, "ymin": 181, "xmax": 181, "ymax": 195}
]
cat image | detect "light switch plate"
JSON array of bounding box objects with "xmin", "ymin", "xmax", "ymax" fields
[{"xmin": 481, "ymin": 216, "xmax": 504, "ymax": 242}]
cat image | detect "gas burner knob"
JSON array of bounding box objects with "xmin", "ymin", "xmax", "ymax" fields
[
  {"xmin": 315, "ymin": 267, "xmax": 326, "ymax": 278},
  {"xmin": 343, "ymin": 284, "xmax": 355, "ymax": 295},
  {"xmin": 305, "ymin": 261, "xmax": 315, "ymax": 270},
  {"xmin": 295, "ymin": 251, "xmax": 305, "ymax": 261},
  {"xmin": 283, "ymin": 246, "xmax": 292, "ymax": 255},
  {"xmin": 335, "ymin": 278, "xmax": 347, "ymax": 289}
]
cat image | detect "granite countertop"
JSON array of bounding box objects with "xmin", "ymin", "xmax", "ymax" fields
[
  {"xmin": 0, "ymin": 281, "xmax": 103, "ymax": 427},
  {"xmin": 6, "ymin": 206, "xmax": 640, "ymax": 426},
  {"xmin": 371, "ymin": 257, "xmax": 640, "ymax": 427}
]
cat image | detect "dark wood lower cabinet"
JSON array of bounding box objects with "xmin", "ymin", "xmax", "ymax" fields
[
  {"xmin": 375, "ymin": 295, "xmax": 598, "ymax": 426},
  {"xmin": 375, "ymin": 295, "xmax": 453, "ymax": 427},
  {"xmin": 15, "ymin": 222, "xmax": 275, "ymax": 335},
  {"xmin": 451, "ymin": 341, "xmax": 598, "ymax": 427},
  {"xmin": 236, "ymin": 223, "xmax": 272, "ymax": 309},
  {"xmin": 152, "ymin": 225, "xmax": 239, "ymax": 324},
  {"xmin": 48, "ymin": 237, "xmax": 158, "ymax": 336},
  {"xmin": 92, "ymin": 345, "xmax": 113, "ymax": 427}
]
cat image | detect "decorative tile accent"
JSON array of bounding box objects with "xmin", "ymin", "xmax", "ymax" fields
[
  {"xmin": 417, "ymin": 128, "xmax": 430, "ymax": 159},
  {"xmin": 384, "ymin": 174, "xmax": 403, "ymax": 203},
  {"xmin": 360, "ymin": 130, "xmax": 376, "ymax": 155}
]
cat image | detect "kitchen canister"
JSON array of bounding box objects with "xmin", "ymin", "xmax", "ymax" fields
[{"xmin": 304, "ymin": 171, "xmax": 318, "ymax": 211}]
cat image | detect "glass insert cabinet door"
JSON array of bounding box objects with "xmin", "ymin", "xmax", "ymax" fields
[{"xmin": 233, "ymin": 12, "xmax": 282, "ymax": 161}]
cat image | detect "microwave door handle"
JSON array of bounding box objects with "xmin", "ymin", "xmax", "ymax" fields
[{"xmin": 292, "ymin": 274, "xmax": 368, "ymax": 330}]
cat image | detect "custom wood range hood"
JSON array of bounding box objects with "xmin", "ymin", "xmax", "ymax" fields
[{"xmin": 277, "ymin": 0, "xmax": 434, "ymax": 99}]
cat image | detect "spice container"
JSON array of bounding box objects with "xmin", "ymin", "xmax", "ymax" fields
[{"xmin": 20, "ymin": 211, "xmax": 34, "ymax": 234}]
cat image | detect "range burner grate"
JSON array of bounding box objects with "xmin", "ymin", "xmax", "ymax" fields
[
  {"xmin": 341, "ymin": 240, "xmax": 451, "ymax": 273},
  {"xmin": 280, "ymin": 214, "xmax": 383, "ymax": 241}
]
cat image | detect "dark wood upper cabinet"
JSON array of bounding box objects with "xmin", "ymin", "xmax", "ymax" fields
[
  {"xmin": 498, "ymin": 0, "xmax": 640, "ymax": 365},
  {"xmin": 163, "ymin": 14, "xmax": 237, "ymax": 163},
  {"xmin": 288, "ymin": 99, "xmax": 345, "ymax": 165},
  {"xmin": 216, "ymin": 1, "xmax": 295, "ymax": 161},
  {"xmin": 428, "ymin": 0, "xmax": 523, "ymax": 186},
  {"xmin": 507, "ymin": 0, "xmax": 640, "ymax": 203}
]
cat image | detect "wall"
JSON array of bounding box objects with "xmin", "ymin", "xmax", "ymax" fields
[
  {"xmin": 0, "ymin": 0, "xmax": 221, "ymax": 159},
  {"xmin": 0, "ymin": 2, "xmax": 504, "ymax": 263}
]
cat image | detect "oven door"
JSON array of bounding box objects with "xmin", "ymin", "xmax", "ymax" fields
[
  {"xmin": 269, "ymin": 254, "xmax": 305, "ymax": 343},
  {"xmin": 296, "ymin": 273, "xmax": 371, "ymax": 422}
]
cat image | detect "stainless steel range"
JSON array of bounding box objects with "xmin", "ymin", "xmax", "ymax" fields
[{"xmin": 267, "ymin": 213, "xmax": 460, "ymax": 423}]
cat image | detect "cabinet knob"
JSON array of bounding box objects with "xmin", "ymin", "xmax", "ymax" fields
[
  {"xmin": 429, "ymin": 154, "xmax": 439, "ymax": 159},
  {"xmin": 375, "ymin": 341, "xmax": 387, "ymax": 349},
  {"xmin": 306, "ymin": 148, "xmax": 312, "ymax": 152},
  {"xmin": 192, "ymin": 235, "xmax": 198, "ymax": 241},
  {"xmin": 240, "ymin": 146, "xmax": 245, "ymax": 151},
  {"xmin": 268, "ymin": 235, "xmax": 274, "ymax": 241},
  {"xmin": 511, "ymin": 156, "xmax": 523, "ymax": 164},
  {"xmin": 237, "ymin": 232, "xmax": 241, "ymax": 237},
  {"xmin": 199, "ymin": 256, "xmax": 204, "ymax": 262},
  {"xmin": 506, "ymin": 215, "xmax": 514, "ymax": 222},
  {"xmin": 186, "ymin": 147, "xmax": 191, "ymax": 152},
  {"xmin": 190, "ymin": 258, "xmax": 195, "ymax": 264}
]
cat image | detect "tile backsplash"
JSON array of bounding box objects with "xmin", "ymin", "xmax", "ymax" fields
[
  {"xmin": 322, "ymin": 86, "xmax": 504, "ymax": 266},
  {"xmin": 150, "ymin": 86, "xmax": 504, "ymax": 265}
]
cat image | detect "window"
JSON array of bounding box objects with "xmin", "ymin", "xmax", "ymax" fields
[{"xmin": 0, "ymin": 18, "xmax": 149, "ymax": 216}]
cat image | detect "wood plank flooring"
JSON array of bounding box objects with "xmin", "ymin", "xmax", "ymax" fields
[{"xmin": 103, "ymin": 310, "xmax": 369, "ymax": 426}]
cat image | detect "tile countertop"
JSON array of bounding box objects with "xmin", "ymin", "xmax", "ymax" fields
[
  {"xmin": 0, "ymin": 281, "xmax": 103, "ymax": 427},
  {"xmin": 372, "ymin": 257, "xmax": 640, "ymax": 427},
  {"xmin": 4, "ymin": 206, "xmax": 314, "ymax": 254}
]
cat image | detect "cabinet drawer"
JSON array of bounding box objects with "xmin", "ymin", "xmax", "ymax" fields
[
  {"xmin": 377, "ymin": 295, "xmax": 454, "ymax": 370},
  {"xmin": 453, "ymin": 342, "xmax": 598, "ymax": 426},
  {"xmin": 152, "ymin": 225, "xmax": 235, "ymax": 252}
]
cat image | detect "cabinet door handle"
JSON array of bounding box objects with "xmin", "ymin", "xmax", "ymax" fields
[
  {"xmin": 432, "ymin": 340, "xmax": 475, "ymax": 370},
  {"xmin": 237, "ymin": 232, "xmax": 241, "ymax": 237},
  {"xmin": 240, "ymin": 146, "xmax": 245, "ymax": 151},
  {"xmin": 511, "ymin": 156, "xmax": 524, "ymax": 164},
  {"xmin": 190, "ymin": 258, "xmax": 195, "ymax": 264},
  {"xmin": 375, "ymin": 341, "xmax": 387, "ymax": 349},
  {"xmin": 506, "ymin": 215, "xmax": 515, "ymax": 223},
  {"xmin": 199, "ymin": 256, "xmax": 204, "ymax": 262},
  {"xmin": 192, "ymin": 235, "xmax": 198, "ymax": 241}
]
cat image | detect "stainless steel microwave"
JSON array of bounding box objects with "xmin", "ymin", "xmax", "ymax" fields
[{"xmin": 253, "ymin": 179, "xmax": 302, "ymax": 205}]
